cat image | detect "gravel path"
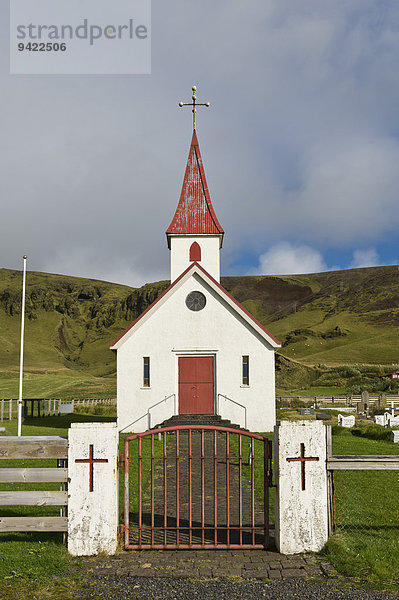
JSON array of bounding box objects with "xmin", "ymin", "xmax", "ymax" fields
[{"xmin": 74, "ymin": 575, "xmax": 398, "ymax": 599}]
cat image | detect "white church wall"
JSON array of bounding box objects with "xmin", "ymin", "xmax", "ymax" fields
[
  {"xmin": 170, "ymin": 235, "xmax": 221, "ymax": 282},
  {"xmin": 116, "ymin": 273, "xmax": 276, "ymax": 434}
]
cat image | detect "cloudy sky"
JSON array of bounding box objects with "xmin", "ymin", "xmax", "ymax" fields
[{"xmin": 1, "ymin": 1, "xmax": 399, "ymax": 286}]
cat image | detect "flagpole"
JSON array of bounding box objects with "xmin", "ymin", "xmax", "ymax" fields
[{"xmin": 17, "ymin": 255, "xmax": 27, "ymax": 437}]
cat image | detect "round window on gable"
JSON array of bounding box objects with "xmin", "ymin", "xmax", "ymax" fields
[{"xmin": 185, "ymin": 291, "xmax": 206, "ymax": 311}]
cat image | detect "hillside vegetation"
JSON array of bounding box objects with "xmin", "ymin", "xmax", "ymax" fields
[{"xmin": 0, "ymin": 265, "xmax": 398, "ymax": 397}]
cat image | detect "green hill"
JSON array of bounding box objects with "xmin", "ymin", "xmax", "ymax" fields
[
  {"xmin": 0, "ymin": 265, "xmax": 397, "ymax": 398},
  {"xmin": 223, "ymin": 265, "xmax": 399, "ymax": 366}
]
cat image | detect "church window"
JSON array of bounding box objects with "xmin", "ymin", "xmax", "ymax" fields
[
  {"xmin": 186, "ymin": 291, "xmax": 206, "ymax": 311},
  {"xmin": 242, "ymin": 356, "xmax": 249, "ymax": 386},
  {"xmin": 189, "ymin": 241, "xmax": 201, "ymax": 261},
  {"xmin": 143, "ymin": 357, "xmax": 150, "ymax": 387}
]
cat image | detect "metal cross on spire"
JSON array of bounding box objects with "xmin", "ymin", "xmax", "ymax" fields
[{"xmin": 179, "ymin": 85, "xmax": 210, "ymax": 130}]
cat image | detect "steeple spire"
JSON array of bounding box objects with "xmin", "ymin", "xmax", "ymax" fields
[{"xmin": 166, "ymin": 129, "xmax": 224, "ymax": 243}]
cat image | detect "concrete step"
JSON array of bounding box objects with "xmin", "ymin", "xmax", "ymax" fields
[{"xmin": 154, "ymin": 414, "xmax": 247, "ymax": 431}]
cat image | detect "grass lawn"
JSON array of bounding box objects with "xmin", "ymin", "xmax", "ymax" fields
[
  {"xmin": 0, "ymin": 369, "xmax": 116, "ymax": 401},
  {"xmin": 287, "ymin": 387, "xmax": 347, "ymax": 396},
  {"xmin": 324, "ymin": 429, "xmax": 399, "ymax": 591}
]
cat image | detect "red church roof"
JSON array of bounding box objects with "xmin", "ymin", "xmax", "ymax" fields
[{"xmin": 166, "ymin": 130, "xmax": 224, "ymax": 242}]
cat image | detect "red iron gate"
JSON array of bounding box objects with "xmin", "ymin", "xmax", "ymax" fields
[{"xmin": 122, "ymin": 425, "xmax": 273, "ymax": 550}]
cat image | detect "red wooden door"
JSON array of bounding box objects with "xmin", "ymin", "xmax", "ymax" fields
[{"xmin": 178, "ymin": 356, "xmax": 214, "ymax": 414}]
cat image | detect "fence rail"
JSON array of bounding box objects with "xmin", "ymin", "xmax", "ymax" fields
[
  {"xmin": 327, "ymin": 455, "xmax": 399, "ymax": 470},
  {"xmin": 0, "ymin": 490, "xmax": 68, "ymax": 505},
  {"xmin": 0, "ymin": 436, "xmax": 68, "ymax": 533},
  {"xmin": 0, "ymin": 436, "xmax": 68, "ymax": 460},
  {"xmin": 277, "ymin": 395, "xmax": 399, "ymax": 406},
  {"xmin": 0, "ymin": 468, "xmax": 68, "ymax": 483},
  {"xmin": 0, "ymin": 397, "xmax": 117, "ymax": 421},
  {"xmin": 0, "ymin": 517, "xmax": 68, "ymax": 532},
  {"xmin": 0, "ymin": 399, "xmax": 62, "ymax": 420},
  {"xmin": 73, "ymin": 398, "xmax": 116, "ymax": 406}
]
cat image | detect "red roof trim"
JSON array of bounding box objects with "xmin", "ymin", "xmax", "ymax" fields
[
  {"xmin": 111, "ymin": 263, "xmax": 281, "ymax": 348},
  {"xmin": 110, "ymin": 263, "xmax": 195, "ymax": 347},
  {"xmin": 193, "ymin": 262, "xmax": 281, "ymax": 345},
  {"xmin": 166, "ymin": 130, "xmax": 224, "ymax": 236}
]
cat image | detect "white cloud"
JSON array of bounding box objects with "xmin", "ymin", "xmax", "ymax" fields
[
  {"xmin": 40, "ymin": 246, "xmax": 167, "ymax": 289},
  {"xmin": 349, "ymin": 248, "xmax": 380, "ymax": 269},
  {"xmin": 251, "ymin": 242, "xmax": 327, "ymax": 276},
  {"xmin": 292, "ymin": 137, "xmax": 399, "ymax": 245}
]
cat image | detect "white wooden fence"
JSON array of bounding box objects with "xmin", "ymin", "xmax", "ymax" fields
[
  {"xmin": 0, "ymin": 399, "xmax": 62, "ymax": 421},
  {"xmin": 277, "ymin": 395, "xmax": 399, "ymax": 406},
  {"xmin": 0, "ymin": 436, "xmax": 68, "ymax": 532},
  {"xmin": 73, "ymin": 398, "xmax": 116, "ymax": 406}
]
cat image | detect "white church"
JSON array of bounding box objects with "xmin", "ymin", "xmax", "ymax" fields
[{"xmin": 111, "ymin": 108, "xmax": 281, "ymax": 433}]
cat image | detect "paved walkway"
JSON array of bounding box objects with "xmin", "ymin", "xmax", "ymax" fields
[
  {"xmin": 74, "ymin": 551, "xmax": 398, "ymax": 599},
  {"xmin": 89, "ymin": 549, "xmax": 330, "ymax": 580}
]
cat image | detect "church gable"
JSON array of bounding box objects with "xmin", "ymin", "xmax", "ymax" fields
[{"xmin": 110, "ymin": 263, "xmax": 281, "ymax": 350}]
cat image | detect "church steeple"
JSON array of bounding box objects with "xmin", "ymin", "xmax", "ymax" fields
[
  {"xmin": 166, "ymin": 130, "xmax": 224, "ymax": 242},
  {"xmin": 167, "ymin": 87, "xmax": 224, "ymax": 283}
]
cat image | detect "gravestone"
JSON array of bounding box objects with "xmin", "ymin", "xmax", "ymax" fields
[
  {"xmin": 375, "ymin": 415, "xmax": 385, "ymax": 426},
  {"xmin": 391, "ymin": 430, "xmax": 399, "ymax": 443},
  {"xmin": 387, "ymin": 415, "xmax": 399, "ymax": 428},
  {"xmin": 299, "ymin": 408, "xmax": 315, "ymax": 415},
  {"xmin": 316, "ymin": 413, "xmax": 331, "ymax": 420},
  {"xmin": 60, "ymin": 400, "xmax": 73, "ymax": 415},
  {"xmin": 338, "ymin": 414, "xmax": 355, "ymax": 428}
]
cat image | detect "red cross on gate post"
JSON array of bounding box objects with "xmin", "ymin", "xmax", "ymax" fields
[
  {"xmin": 75, "ymin": 444, "xmax": 109, "ymax": 492},
  {"xmin": 286, "ymin": 443, "xmax": 319, "ymax": 491}
]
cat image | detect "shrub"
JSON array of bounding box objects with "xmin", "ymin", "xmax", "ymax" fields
[
  {"xmin": 351, "ymin": 423, "xmax": 392, "ymax": 442},
  {"xmin": 368, "ymin": 406, "xmax": 386, "ymax": 417},
  {"xmin": 334, "ymin": 366, "xmax": 361, "ymax": 378},
  {"xmin": 317, "ymin": 374, "xmax": 346, "ymax": 386},
  {"xmin": 74, "ymin": 403, "xmax": 117, "ymax": 417},
  {"xmin": 290, "ymin": 399, "xmax": 311, "ymax": 408},
  {"xmin": 332, "ymin": 424, "xmax": 346, "ymax": 436}
]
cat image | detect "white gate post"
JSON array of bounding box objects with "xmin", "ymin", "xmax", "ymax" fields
[
  {"xmin": 274, "ymin": 420, "xmax": 328, "ymax": 554},
  {"xmin": 68, "ymin": 422, "xmax": 119, "ymax": 556}
]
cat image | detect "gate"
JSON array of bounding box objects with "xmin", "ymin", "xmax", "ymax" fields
[{"xmin": 122, "ymin": 425, "xmax": 273, "ymax": 550}]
